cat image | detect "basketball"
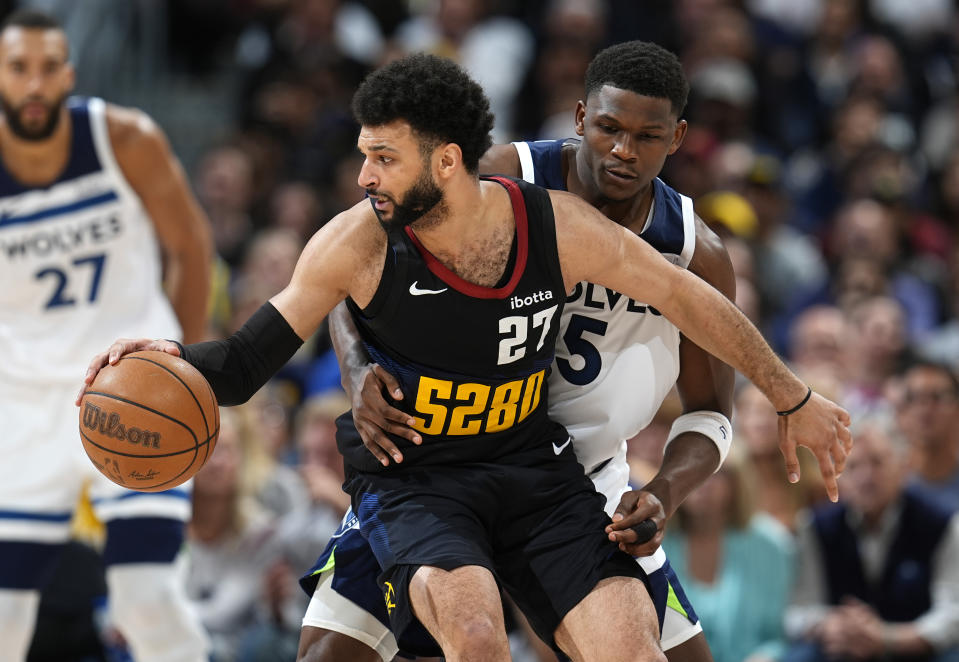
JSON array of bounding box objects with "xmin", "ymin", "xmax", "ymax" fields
[{"xmin": 79, "ymin": 350, "xmax": 219, "ymax": 493}]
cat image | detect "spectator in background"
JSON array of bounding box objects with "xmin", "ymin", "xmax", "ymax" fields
[
  {"xmin": 841, "ymin": 296, "xmax": 911, "ymax": 416},
  {"xmin": 237, "ymin": 391, "xmax": 352, "ymax": 662},
  {"xmin": 281, "ymin": 391, "xmax": 353, "ymax": 584},
  {"xmin": 734, "ymin": 382, "xmax": 827, "ymax": 533},
  {"xmin": 662, "ymin": 447, "xmax": 795, "ymax": 662},
  {"xmin": 185, "ymin": 407, "xmax": 292, "ymax": 662},
  {"xmin": 195, "ymin": 143, "xmax": 258, "ymax": 268},
  {"xmin": 788, "ymin": 305, "xmax": 847, "ymax": 389},
  {"xmin": 269, "ymin": 181, "xmax": 325, "ymax": 244},
  {"xmin": 394, "ymin": 0, "xmax": 534, "ymax": 141},
  {"xmin": 784, "ymin": 414, "xmax": 959, "ymax": 662},
  {"xmin": 741, "ymin": 154, "xmax": 828, "ymax": 320},
  {"xmin": 896, "ymin": 361, "xmax": 959, "ymax": 513},
  {"xmin": 773, "ymin": 197, "xmax": 940, "ymax": 353},
  {"xmin": 234, "ymin": 227, "xmax": 304, "ymax": 301},
  {"xmin": 518, "ymin": 0, "xmax": 607, "ymax": 139},
  {"xmin": 238, "ymin": 388, "xmax": 310, "ymax": 519},
  {"xmin": 687, "ymin": 57, "xmax": 758, "ymax": 144}
]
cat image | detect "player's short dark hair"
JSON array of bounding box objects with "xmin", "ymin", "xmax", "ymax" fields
[
  {"xmin": 1, "ymin": 9, "xmax": 63, "ymax": 32},
  {"xmin": 584, "ymin": 41, "xmax": 689, "ymax": 118},
  {"xmin": 352, "ymin": 53, "xmax": 494, "ymax": 174}
]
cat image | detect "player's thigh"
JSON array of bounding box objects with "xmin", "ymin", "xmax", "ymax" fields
[
  {"xmin": 297, "ymin": 627, "xmax": 383, "ymax": 662},
  {"xmin": 0, "ymin": 382, "xmax": 86, "ymax": 525},
  {"xmin": 0, "ymin": 382, "xmax": 85, "ymax": 589},
  {"xmin": 555, "ymin": 575, "xmax": 664, "ymax": 662},
  {"xmin": 665, "ymin": 632, "xmax": 713, "ymax": 662},
  {"xmin": 299, "ymin": 567, "xmax": 398, "ymax": 662}
]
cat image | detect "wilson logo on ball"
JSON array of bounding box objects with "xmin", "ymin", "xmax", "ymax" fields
[{"xmin": 82, "ymin": 402, "xmax": 161, "ymax": 448}]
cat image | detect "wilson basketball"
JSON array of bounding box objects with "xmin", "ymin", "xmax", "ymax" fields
[{"xmin": 79, "ymin": 350, "xmax": 219, "ymax": 492}]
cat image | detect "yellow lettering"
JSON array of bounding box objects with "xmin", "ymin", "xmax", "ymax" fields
[
  {"xmin": 485, "ymin": 380, "xmax": 522, "ymax": 432},
  {"xmin": 412, "ymin": 377, "xmax": 451, "ymax": 435},
  {"xmin": 447, "ymin": 383, "xmax": 491, "ymax": 435},
  {"xmin": 518, "ymin": 370, "xmax": 545, "ymax": 422}
]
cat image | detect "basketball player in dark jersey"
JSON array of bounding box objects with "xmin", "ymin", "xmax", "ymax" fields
[
  {"xmin": 304, "ymin": 40, "xmax": 731, "ymax": 662},
  {"xmin": 81, "ymin": 54, "xmax": 851, "ymax": 662}
]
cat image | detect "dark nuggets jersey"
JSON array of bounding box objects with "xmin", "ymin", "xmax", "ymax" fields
[{"xmin": 338, "ymin": 176, "xmax": 568, "ymax": 472}]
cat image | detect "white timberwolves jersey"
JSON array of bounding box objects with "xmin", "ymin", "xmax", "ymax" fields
[
  {"xmin": 514, "ymin": 140, "xmax": 695, "ymax": 474},
  {"xmin": 0, "ymin": 97, "xmax": 180, "ymax": 385}
]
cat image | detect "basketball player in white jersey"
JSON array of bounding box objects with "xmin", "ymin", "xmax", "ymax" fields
[
  {"xmin": 297, "ymin": 42, "xmax": 733, "ymax": 661},
  {"xmin": 0, "ymin": 10, "xmax": 211, "ymax": 661}
]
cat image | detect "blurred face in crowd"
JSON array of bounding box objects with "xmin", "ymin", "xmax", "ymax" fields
[
  {"xmin": 846, "ymin": 297, "xmax": 906, "ymax": 366},
  {"xmin": 0, "ymin": 25, "xmax": 74, "ymax": 141},
  {"xmin": 194, "ymin": 409, "xmax": 241, "ymax": 498},
  {"xmin": 679, "ymin": 466, "xmax": 735, "ymax": 527},
  {"xmin": 575, "ymin": 85, "xmax": 686, "ymax": 203},
  {"xmin": 196, "ymin": 146, "xmax": 255, "ymax": 213},
  {"xmin": 841, "ymin": 423, "xmax": 905, "ymax": 523},
  {"xmin": 898, "ymin": 365, "xmax": 959, "ymax": 449},
  {"xmin": 297, "ymin": 412, "xmax": 344, "ymax": 480},
  {"xmin": 734, "ymin": 383, "xmax": 779, "ymax": 460},
  {"xmin": 357, "ymin": 121, "xmax": 445, "ymax": 228},
  {"xmin": 790, "ymin": 305, "xmax": 845, "ymax": 370}
]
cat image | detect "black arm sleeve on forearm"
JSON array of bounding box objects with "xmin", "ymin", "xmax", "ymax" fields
[{"xmin": 178, "ymin": 302, "xmax": 304, "ymax": 406}]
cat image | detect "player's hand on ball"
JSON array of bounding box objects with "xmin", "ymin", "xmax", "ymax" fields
[
  {"xmin": 605, "ymin": 489, "xmax": 667, "ymax": 557},
  {"xmin": 351, "ymin": 362, "xmax": 422, "ymax": 466},
  {"xmin": 76, "ymin": 338, "xmax": 181, "ymax": 406},
  {"xmin": 777, "ymin": 391, "xmax": 852, "ymax": 503}
]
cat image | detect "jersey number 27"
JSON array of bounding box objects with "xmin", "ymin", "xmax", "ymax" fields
[{"xmin": 35, "ymin": 252, "xmax": 107, "ymax": 309}]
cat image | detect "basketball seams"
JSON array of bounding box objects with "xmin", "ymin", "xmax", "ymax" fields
[
  {"xmin": 77, "ymin": 418, "xmax": 213, "ymax": 459},
  {"xmin": 82, "ymin": 390, "xmax": 200, "ymax": 449},
  {"xmin": 79, "ymin": 350, "xmax": 219, "ymax": 492},
  {"xmin": 125, "ymin": 354, "xmax": 213, "ymax": 439},
  {"xmin": 80, "ymin": 427, "xmax": 198, "ymax": 491}
]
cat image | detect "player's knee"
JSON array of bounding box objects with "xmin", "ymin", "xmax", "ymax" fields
[
  {"xmin": 296, "ymin": 627, "xmax": 383, "ymax": 662},
  {"xmin": 442, "ymin": 614, "xmax": 507, "ymax": 657}
]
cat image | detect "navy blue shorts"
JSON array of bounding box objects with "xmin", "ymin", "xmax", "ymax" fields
[{"xmin": 304, "ymin": 442, "xmax": 646, "ymax": 648}]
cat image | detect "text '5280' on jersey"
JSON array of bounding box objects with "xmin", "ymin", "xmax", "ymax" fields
[{"xmin": 338, "ymin": 176, "xmax": 570, "ymax": 472}]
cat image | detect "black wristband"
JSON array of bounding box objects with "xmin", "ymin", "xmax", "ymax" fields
[{"xmin": 777, "ymin": 386, "xmax": 812, "ymax": 417}]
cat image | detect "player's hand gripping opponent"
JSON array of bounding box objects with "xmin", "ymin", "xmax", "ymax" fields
[{"xmin": 346, "ymin": 362, "xmax": 422, "ymax": 466}]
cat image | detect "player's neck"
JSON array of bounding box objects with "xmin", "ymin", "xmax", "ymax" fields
[
  {"xmin": 408, "ymin": 176, "xmax": 500, "ymax": 252},
  {"xmin": 0, "ymin": 106, "xmax": 72, "ymax": 186}
]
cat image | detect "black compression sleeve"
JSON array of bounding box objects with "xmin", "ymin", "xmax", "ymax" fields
[{"xmin": 179, "ymin": 302, "xmax": 304, "ymax": 406}]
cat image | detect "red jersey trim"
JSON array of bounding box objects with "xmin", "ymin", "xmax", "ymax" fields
[{"xmin": 403, "ymin": 176, "xmax": 528, "ymax": 299}]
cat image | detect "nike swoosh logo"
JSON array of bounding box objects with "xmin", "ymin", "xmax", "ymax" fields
[
  {"xmin": 552, "ymin": 436, "xmax": 572, "ymax": 455},
  {"xmin": 409, "ymin": 281, "xmax": 448, "ymax": 296}
]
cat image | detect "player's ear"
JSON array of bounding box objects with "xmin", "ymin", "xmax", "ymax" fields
[
  {"xmin": 668, "ymin": 119, "xmax": 688, "ymax": 155},
  {"xmin": 436, "ymin": 142, "xmax": 461, "ymax": 180},
  {"xmin": 574, "ymin": 100, "xmax": 587, "ymax": 136}
]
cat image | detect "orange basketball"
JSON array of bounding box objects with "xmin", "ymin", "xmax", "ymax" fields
[{"xmin": 79, "ymin": 350, "xmax": 219, "ymax": 492}]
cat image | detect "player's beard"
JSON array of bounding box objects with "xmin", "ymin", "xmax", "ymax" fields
[
  {"xmin": 0, "ymin": 92, "xmax": 67, "ymax": 141},
  {"xmin": 369, "ymin": 167, "xmax": 444, "ymax": 228}
]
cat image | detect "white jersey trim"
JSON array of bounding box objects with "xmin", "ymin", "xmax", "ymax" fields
[
  {"xmin": 87, "ymin": 98, "xmax": 140, "ymax": 206},
  {"xmin": 678, "ymin": 193, "xmax": 696, "ymax": 269},
  {"xmin": 512, "ymin": 141, "xmax": 535, "ymax": 184}
]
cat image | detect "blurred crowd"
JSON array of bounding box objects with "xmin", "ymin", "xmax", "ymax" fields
[{"xmin": 20, "ymin": 0, "xmax": 959, "ymax": 661}]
